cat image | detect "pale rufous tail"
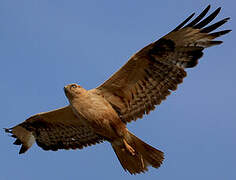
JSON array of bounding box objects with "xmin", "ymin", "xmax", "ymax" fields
[{"xmin": 111, "ymin": 131, "xmax": 164, "ymax": 174}]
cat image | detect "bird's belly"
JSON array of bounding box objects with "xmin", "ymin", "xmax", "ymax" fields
[{"xmin": 71, "ymin": 98, "xmax": 126, "ymax": 140}]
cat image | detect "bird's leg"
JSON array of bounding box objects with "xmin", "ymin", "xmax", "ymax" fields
[{"xmin": 123, "ymin": 139, "xmax": 135, "ymax": 156}]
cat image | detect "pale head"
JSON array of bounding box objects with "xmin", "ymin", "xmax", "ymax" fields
[{"xmin": 64, "ymin": 83, "xmax": 86, "ymax": 100}]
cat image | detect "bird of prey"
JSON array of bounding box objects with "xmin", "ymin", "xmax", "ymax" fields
[{"xmin": 5, "ymin": 5, "xmax": 231, "ymax": 174}]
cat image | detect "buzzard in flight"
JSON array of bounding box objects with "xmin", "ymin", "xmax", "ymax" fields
[{"xmin": 5, "ymin": 5, "xmax": 231, "ymax": 174}]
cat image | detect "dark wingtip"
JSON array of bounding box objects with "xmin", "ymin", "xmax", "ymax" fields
[
  {"xmin": 19, "ymin": 146, "xmax": 28, "ymax": 154},
  {"xmin": 13, "ymin": 139, "xmax": 22, "ymax": 145},
  {"xmin": 222, "ymin": 17, "xmax": 231, "ymax": 24},
  {"xmin": 201, "ymin": 17, "xmax": 231, "ymax": 33},
  {"xmin": 213, "ymin": 7, "xmax": 222, "ymax": 16},
  {"xmin": 224, "ymin": 17, "xmax": 231, "ymax": 24},
  {"xmin": 4, "ymin": 128, "xmax": 12, "ymax": 133},
  {"xmin": 185, "ymin": 5, "xmax": 211, "ymax": 28},
  {"xmin": 205, "ymin": 4, "xmax": 212, "ymax": 13},
  {"xmin": 172, "ymin": 13, "xmax": 195, "ymax": 32},
  {"xmin": 209, "ymin": 30, "xmax": 232, "ymax": 38},
  {"xmin": 221, "ymin": 17, "xmax": 230, "ymax": 22},
  {"xmin": 202, "ymin": 5, "xmax": 211, "ymax": 14},
  {"xmin": 205, "ymin": 5, "xmax": 211, "ymax": 13},
  {"xmin": 194, "ymin": 6, "xmax": 222, "ymax": 29}
]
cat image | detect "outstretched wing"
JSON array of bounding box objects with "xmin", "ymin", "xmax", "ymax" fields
[
  {"xmin": 5, "ymin": 106, "xmax": 104, "ymax": 154},
  {"xmin": 95, "ymin": 5, "xmax": 231, "ymax": 123}
]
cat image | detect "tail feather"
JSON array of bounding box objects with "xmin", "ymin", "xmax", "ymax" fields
[
  {"xmin": 112, "ymin": 145, "xmax": 148, "ymax": 174},
  {"xmin": 112, "ymin": 132, "xmax": 164, "ymax": 174},
  {"xmin": 5, "ymin": 125, "xmax": 35, "ymax": 154}
]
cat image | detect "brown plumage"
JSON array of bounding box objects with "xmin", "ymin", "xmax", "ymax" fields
[
  {"xmin": 5, "ymin": 5, "xmax": 230, "ymax": 174},
  {"xmin": 5, "ymin": 106, "xmax": 104, "ymax": 154}
]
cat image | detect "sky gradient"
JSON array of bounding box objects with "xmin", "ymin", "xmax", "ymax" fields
[{"xmin": 1, "ymin": 0, "xmax": 235, "ymax": 179}]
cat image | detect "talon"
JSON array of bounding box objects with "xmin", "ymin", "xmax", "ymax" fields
[{"xmin": 123, "ymin": 139, "xmax": 135, "ymax": 156}]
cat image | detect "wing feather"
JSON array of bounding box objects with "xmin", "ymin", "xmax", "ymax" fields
[
  {"xmin": 95, "ymin": 6, "xmax": 230, "ymax": 123},
  {"xmin": 184, "ymin": 5, "xmax": 211, "ymax": 28},
  {"xmin": 5, "ymin": 106, "xmax": 104, "ymax": 153}
]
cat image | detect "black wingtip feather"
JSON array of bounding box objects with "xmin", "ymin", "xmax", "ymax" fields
[
  {"xmin": 209, "ymin": 30, "xmax": 232, "ymax": 38},
  {"xmin": 194, "ymin": 7, "xmax": 221, "ymax": 29},
  {"xmin": 201, "ymin": 17, "xmax": 230, "ymax": 33},
  {"xmin": 185, "ymin": 5, "xmax": 211, "ymax": 28},
  {"xmin": 172, "ymin": 13, "xmax": 195, "ymax": 31},
  {"xmin": 13, "ymin": 139, "xmax": 22, "ymax": 145},
  {"xmin": 19, "ymin": 146, "xmax": 28, "ymax": 154},
  {"xmin": 172, "ymin": 5, "xmax": 225, "ymax": 32},
  {"xmin": 4, "ymin": 128, "xmax": 12, "ymax": 133}
]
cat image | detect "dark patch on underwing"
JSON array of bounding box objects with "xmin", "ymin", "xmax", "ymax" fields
[
  {"xmin": 149, "ymin": 38, "xmax": 175, "ymax": 57},
  {"xmin": 185, "ymin": 49, "xmax": 204, "ymax": 68}
]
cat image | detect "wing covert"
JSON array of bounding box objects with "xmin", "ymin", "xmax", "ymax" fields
[
  {"xmin": 5, "ymin": 106, "xmax": 104, "ymax": 153},
  {"xmin": 95, "ymin": 5, "xmax": 231, "ymax": 123}
]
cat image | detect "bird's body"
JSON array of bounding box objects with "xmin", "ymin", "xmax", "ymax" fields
[
  {"xmin": 5, "ymin": 5, "xmax": 231, "ymax": 174},
  {"xmin": 64, "ymin": 84, "xmax": 164, "ymax": 173},
  {"xmin": 66, "ymin": 86, "xmax": 125, "ymax": 140}
]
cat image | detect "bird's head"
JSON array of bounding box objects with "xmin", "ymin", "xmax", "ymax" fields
[{"xmin": 64, "ymin": 83, "xmax": 86, "ymax": 100}]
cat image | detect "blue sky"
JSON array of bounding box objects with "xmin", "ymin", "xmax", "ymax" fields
[{"xmin": 1, "ymin": 0, "xmax": 235, "ymax": 179}]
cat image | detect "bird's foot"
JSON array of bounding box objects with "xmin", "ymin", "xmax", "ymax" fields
[{"xmin": 123, "ymin": 139, "xmax": 135, "ymax": 156}]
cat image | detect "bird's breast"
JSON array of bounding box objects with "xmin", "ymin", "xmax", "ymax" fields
[{"xmin": 70, "ymin": 92, "xmax": 123, "ymax": 138}]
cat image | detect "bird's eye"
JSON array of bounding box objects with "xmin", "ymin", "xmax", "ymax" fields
[{"xmin": 71, "ymin": 84, "xmax": 77, "ymax": 89}]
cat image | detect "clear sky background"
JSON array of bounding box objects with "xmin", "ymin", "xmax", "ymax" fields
[{"xmin": 1, "ymin": 0, "xmax": 235, "ymax": 179}]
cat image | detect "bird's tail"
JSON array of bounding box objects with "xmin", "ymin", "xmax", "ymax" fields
[{"xmin": 111, "ymin": 131, "xmax": 164, "ymax": 174}]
